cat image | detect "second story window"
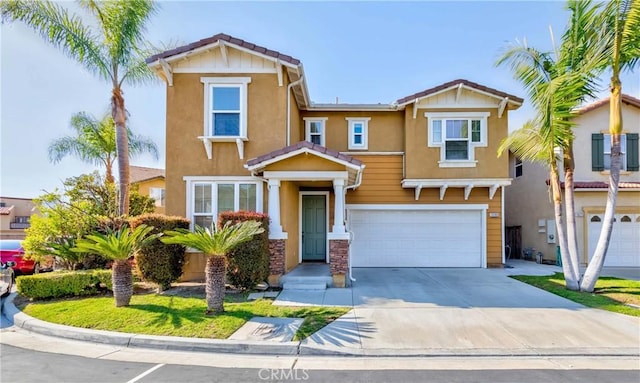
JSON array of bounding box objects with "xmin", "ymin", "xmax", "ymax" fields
[
  {"xmin": 201, "ymin": 77, "xmax": 251, "ymax": 139},
  {"xmin": 149, "ymin": 187, "xmax": 166, "ymax": 207},
  {"xmin": 515, "ymin": 157, "xmax": 523, "ymax": 178},
  {"xmin": 347, "ymin": 118, "xmax": 370, "ymax": 150},
  {"xmin": 604, "ymin": 134, "xmax": 627, "ymax": 170},
  {"xmin": 304, "ymin": 118, "xmax": 327, "ymax": 146},
  {"xmin": 592, "ymin": 133, "xmax": 639, "ymax": 172},
  {"xmin": 426, "ymin": 112, "xmax": 489, "ymax": 167}
]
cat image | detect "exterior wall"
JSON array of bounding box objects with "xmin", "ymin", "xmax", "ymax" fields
[
  {"xmin": 133, "ymin": 178, "xmax": 166, "ymax": 215},
  {"xmin": 576, "ymin": 191, "xmax": 640, "ymax": 264},
  {"xmin": 165, "ymin": 72, "xmax": 287, "ymax": 217},
  {"xmin": 299, "ymin": 111, "xmax": 404, "ymax": 152},
  {"xmin": 264, "ymin": 154, "xmax": 347, "ymax": 172},
  {"xmin": 0, "ymin": 197, "xmax": 35, "ymax": 240},
  {"xmin": 404, "ymin": 106, "xmax": 509, "ymax": 179},
  {"xmin": 347, "ymin": 155, "xmax": 504, "ymax": 266},
  {"xmin": 504, "ymin": 154, "xmax": 556, "ymax": 261},
  {"xmin": 280, "ymin": 181, "xmax": 299, "ymax": 272},
  {"xmin": 572, "ymin": 103, "xmax": 640, "ymax": 182}
]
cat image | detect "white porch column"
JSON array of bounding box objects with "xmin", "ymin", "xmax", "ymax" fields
[
  {"xmin": 332, "ymin": 178, "xmax": 346, "ymax": 234},
  {"xmin": 268, "ymin": 179, "xmax": 286, "ymax": 238}
]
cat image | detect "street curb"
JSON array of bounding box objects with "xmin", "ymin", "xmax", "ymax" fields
[{"xmin": 3, "ymin": 293, "xmax": 639, "ymax": 358}]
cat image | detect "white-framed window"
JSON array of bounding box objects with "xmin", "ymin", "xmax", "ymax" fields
[
  {"xmin": 604, "ymin": 134, "xmax": 627, "ymax": 171},
  {"xmin": 346, "ymin": 117, "xmax": 370, "ymax": 150},
  {"xmin": 186, "ymin": 177, "xmax": 263, "ymax": 229},
  {"xmin": 426, "ymin": 112, "xmax": 489, "ymax": 167},
  {"xmin": 515, "ymin": 157, "xmax": 523, "ymax": 178},
  {"xmin": 304, "ymin": 117, "xmax": 327, "ymax": 146},
  {"xmin": 149, "ymin": 187, "xmax": 165, "ymax": 207},
  {"xmin": 200, "ymin": 77, "xmax": 251, "ymax": 139}
]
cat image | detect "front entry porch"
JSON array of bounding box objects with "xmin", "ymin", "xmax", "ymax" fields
[{"xmin": 279, "ymin": 263, "xmax": 333, "ymax": 290}]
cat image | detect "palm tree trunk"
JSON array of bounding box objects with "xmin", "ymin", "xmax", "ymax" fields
[
  {"xmin": 563, "ymin": 144, "xmax": 581, "ymax": 280},
  {"xmin": 205, "ymin": 255, "xmax": 226, "ymax": 315},
  {"xmin": 580, "ymin": 82, "xmax": 623, "ymax": 292},
  {"xmin": 550, "ymin": 166, "xmax": 579, "ymax": 290},
  {"xmin": 112, "ymin": 86, "xmax": 130, "ymax": 216},
  {"xmin": 112, "ymin": 259, "xmax": 133, "ymax": 307},
  {"xmin": 105, "ymin": 156, "xmax": 115, "ymax": 184}
]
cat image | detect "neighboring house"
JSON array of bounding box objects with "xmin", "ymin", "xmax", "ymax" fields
[
  {"xmin": 146, "ymin": 33, "xmax": 523, "ymax": 285},
  {"xmin": 505, "ymin": 94, "xmax": 640, "ymax": 267},
  {"xmin": 0, "ymin": 197, "xmax": 35, "ymax": 240},
  {"xmin": 130, "ymin": 166, "xmax": 166, "ymax": 214}
]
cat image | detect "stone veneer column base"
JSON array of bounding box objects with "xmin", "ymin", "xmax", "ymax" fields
[
  {"xmin": 268, "ymin": 239, "xmax": 286, "ymax": 286},
  {"xmin": 329, "ymin": 239, "xmax": 349, "ymax": 288}
]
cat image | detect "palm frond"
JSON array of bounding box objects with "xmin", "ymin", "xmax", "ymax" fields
[
  {"xmin": 127, "ymin": 130, "xmax": 159, "ymax": 160},
  {"xmin": 498, "ymin": 120, "xmax": 556, "ymax": 165},
  {"xmin": 1, "ymin": 0, "xmax": 110, "ymax": 81},
  {"xmin": 162, "ymin": 221, "xmax": 264, "ymax": 257},
  {"xmin": 74, "ymin": 224, "xmax": 160, "ymax": 261}
]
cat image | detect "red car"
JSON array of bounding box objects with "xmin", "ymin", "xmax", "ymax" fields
[{"xmin": 0, "ymin": 240, "xmax": 41, "ymax": 274}]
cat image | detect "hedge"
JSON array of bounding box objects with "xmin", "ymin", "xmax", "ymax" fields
[
  {"xmin": 218, "ymin": 211, "xmax": 270, "ymax": 290},
  {"xmin": 129, "ymin": 214, "xmax": 190, "ymax": 290},
  {"xmin": 17, "ymin": 270, "xmax": 113, "ymax": 300}
]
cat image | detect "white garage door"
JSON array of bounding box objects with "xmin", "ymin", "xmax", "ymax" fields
[
  {"xmin": 588, "ymin": 213, "xmax": 640, "ymax": 267},
  {"xmin": 349, "ymin": 208, "xmax": 484, "ymax": 268}
]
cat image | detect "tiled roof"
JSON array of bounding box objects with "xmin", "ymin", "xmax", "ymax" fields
[
  {"xmin": 574, "ymin": 94, "xmax": 640, "ymax": 115},
  {"xmin": 0, "ymin": 206, "xmax": 14, "ymax": 215},
  {"xmin": 130, "ymin": 166, "xmax": 165, "ymax": 184},
  {"xmin": 246, "ymin": 141, "xmax": 363, "ymax": 168},
  {"xmin": 146, "ymin": 33, "xmax": 301, "ymax": 66},
  {"xmin": 396, "ymin": 79, "xmax": 524, "ymax": 105},
  {"xmin": 552, "ymin": 181, "xmax": 640, "ymax": 189}
]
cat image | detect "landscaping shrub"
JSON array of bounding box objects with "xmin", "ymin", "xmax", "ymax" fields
[
  {"xmin": 129, "ymin": 214, "xmax": 190, "ymax": 290},
  {"xmin": 17, "ymin": 270, "xmax": 113, "ymax": 300},
  {"xmin": 218, "ymin": 211, "xmax": 270, "ymax": 290}
]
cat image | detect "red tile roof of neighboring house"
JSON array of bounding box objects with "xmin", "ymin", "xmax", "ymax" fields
[
  {"xmin": 0, "ymin": 206, "xmax": 14, "ymax": 215},
  {"xmin": 549, "ymin": 180, "xmax": 640, "ymax": 189},
  {"xmin": 130, "ymin": 166, "xmax": 165, "ymax": 184},
  {"xmin": 575, "ymin": 94, "xmax": 640, "ymax": 115},
  {"xmin": 246, "ymin": 141, "xmax": 363, "ymax": 168},
  {"xmin": 146, "ymin": 33, "xmax": 301, "ymax": 66},
  {"xmin": 396, "ymin": 79, "xmax": 524, "ymax": 105}
]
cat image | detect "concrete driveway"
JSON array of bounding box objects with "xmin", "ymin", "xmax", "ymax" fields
[{"xmin": 299, "ymin": 265, "xmax": 640, "ymax": 356}]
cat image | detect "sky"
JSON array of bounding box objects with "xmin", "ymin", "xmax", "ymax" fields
[{"xmin": 1, "ymin": 0, "xmax": 639, "ymax": 198}]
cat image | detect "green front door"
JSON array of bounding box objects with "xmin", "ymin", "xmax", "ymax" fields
[{"xmin": 302, "ymin": 195, "xmax": 327, "ymax": 262}]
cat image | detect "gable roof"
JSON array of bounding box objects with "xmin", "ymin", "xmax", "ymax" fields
[
  {"xmin": 246, "ymin": 141, "xmax": 362, "ymax": 170},
  {"xmin": 146, "ymin": 33, "xmax": 301, "ymax": 66},
  {"xmin": 130, "ymin": 166, "xmax": 165, "ymax": 184},
  {"xmin": 574, "ymin": 94, "xmax": 640, "ymax": 115},
  {"xmin": 396, "ymin": 79, "xmax": 524, "ymax": 106}
]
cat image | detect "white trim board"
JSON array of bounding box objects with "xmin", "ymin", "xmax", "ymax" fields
[{"xmin": 346, "ymin": 204, "xmax": 489, "ymax": 210}]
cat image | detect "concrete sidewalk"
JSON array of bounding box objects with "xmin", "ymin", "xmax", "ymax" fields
[{"xmin": 2, "ymin": 261, "xmax": 639, "ymax": 357}]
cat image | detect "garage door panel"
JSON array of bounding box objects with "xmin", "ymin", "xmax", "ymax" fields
[
  {"xmin": 588, "ymin": 214, "xmax": 640, "ymax": 267},
  {"xmin": 349, "ymin": 209, "xmax": 483, "ymax": 268}
]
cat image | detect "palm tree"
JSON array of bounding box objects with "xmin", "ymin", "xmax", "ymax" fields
[
  {"xmin": 580, "ymin": 0, "xmax": 640, "ymax": 292},
  {"xmin": 162, "ymin": 221, "xmax": 264, "ymax": 315},
  {"xmin": 74, "ymin": 225, "xmax": 160, "ymax": 307},
  {"xmin": 497, "ymin": 0, "xmax": 603, "ymax": 290},
  {"xmin": 49, "ymin": 112, "xmax": 158, "ymax": 184},
  {"xmin": 2, "ymin": 0, "xmax": 158, "ymax": 215}
]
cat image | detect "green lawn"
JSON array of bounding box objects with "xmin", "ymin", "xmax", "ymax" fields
[
  {"xmin": 19, "ymin": 295, "xmax": 350, "ymax": 340},
  {"xmin": 512, "ymin": 273, "xmax": 640, "ymax": 317}
]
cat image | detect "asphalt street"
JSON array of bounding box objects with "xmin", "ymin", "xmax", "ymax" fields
[{"xmin": 2, "ymin": 344, "xmax": 639, "ymax": 383}]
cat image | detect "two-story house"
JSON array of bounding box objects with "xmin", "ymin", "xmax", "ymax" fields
[
  {"xmin": 0, "ymin": 197, "xmax": 35, "ymax": 240},
  {"xmin": 130, "ymin": 166, "xmax": 166, "ymax": 214},
  {"xmin": 146, "ymin": 33, "xmax": 523, "ymax": 286},
  {"xmin": 505, "ymin": 94, "xmax": 640, "ymax": 267}
]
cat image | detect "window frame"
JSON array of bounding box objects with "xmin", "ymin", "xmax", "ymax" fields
[
  {"xmin": 149, "ymin": 187, "xmax": 166, "ymax": 207},
  {"xmin": 425, "ymin": 112, "xmax": 490, "ymax": 167},
  {"xmin": 304, "ymin": 117, "xmax": 328, "ymax": 147},
  {"xmin": 604, "ymin": 133, "xmax": 627, "ymax": 171},
  {"xmin": 185, "ymin": 177, "xmax": 263, "ymax": 231},
  {"xmin": 200, "ymin": 77, "xmax": 251, "ymax": 140},
  {"xmin": 346, "ymin": 117, "xmax": 370, "ymax": 150}
]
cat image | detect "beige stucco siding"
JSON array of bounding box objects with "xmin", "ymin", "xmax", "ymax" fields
[
  {"xmin": 347, "ymin": 155, "xmax": 504, "ymax": 266},
  {"xmin": 404, "ymin": 107, "xmax": 509, "ymax": 179},
  {"xmin": 299, "ymin": 111, "xmax": 404, "ymax": 152},
  {"xmin": 263, "ymin": 154, "xmax": 347, "ymax": 172}
]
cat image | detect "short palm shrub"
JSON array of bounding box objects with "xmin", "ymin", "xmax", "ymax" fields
[
  {"xmin": 129, "ymin": 214, "xmax": 190, "ymax": 291},
  {"xmin": 74, "ymin": 225, "xmax": 160, "ymax": 307},
  {"xmin": 218, "ymin": 211, "xmax": 269, "ymax": 290},
  {"xmin": 162, "ymin": 221, "xmax": 264, "ymax": 315}
]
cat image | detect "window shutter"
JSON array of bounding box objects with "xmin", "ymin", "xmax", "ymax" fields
[
  {"xmin": 627, "ymin": 133, "xmax": 639, "ymax": 171},
  {"xmin": 591, "ymin": 133, "xmax": 604, "ymax": 171}
]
